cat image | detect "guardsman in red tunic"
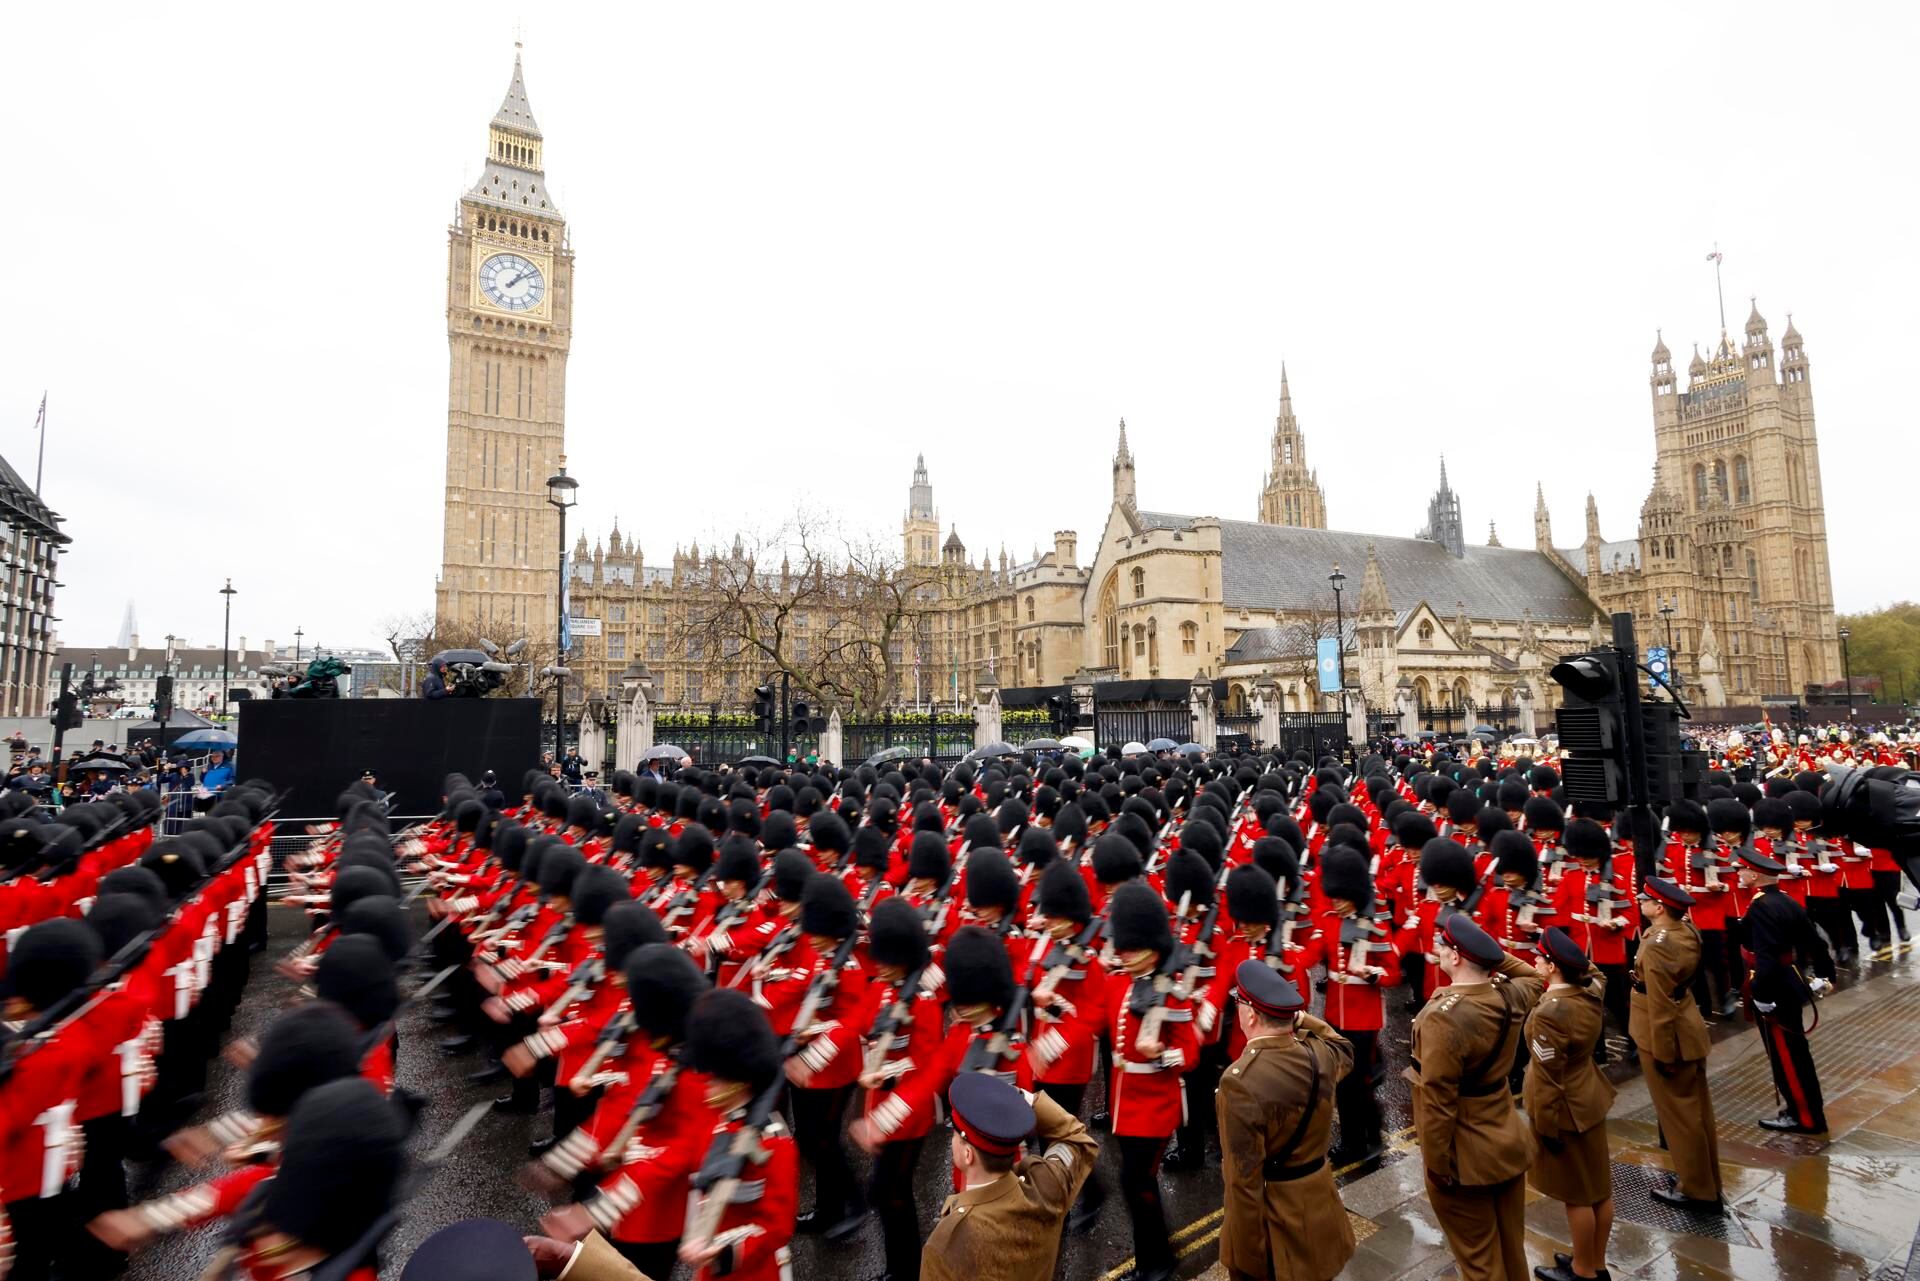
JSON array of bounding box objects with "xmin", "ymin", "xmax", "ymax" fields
[
  {"xmin": 1103, "ymin": 882, "xmax": 1201, "ymax": 1281},
  {"xmin": 675, "ymin": 991, "xmax": 800, "ymax": 1281},
  {"xmin": 1664, "ymin": 801, "xmax": 1736, "ymax": 1015},
  {"xmin": 1295, "ymin": 845, "xmax": 1399, "ymax": 1165},
  {"xmin": 846, "ymin": 898, "xmax": 947, "ymax": 1281},
  {"xmin": 1021, "ymin": 860, "xmax": 1110, "ymax": 1235},
  {"xmin": 1398, "ymin": 838, "xmax": 1478, "ymax": 1003},
  {"xmin": 1553, "ymin": 818, "xmax": 1638, "ymax": 1064},
  {"xmin": 750, "ymin": 876, "xmax": 868, "ymax": 1242},
  {"xmin": 1785, "ymin": 789, "xmax": 1853, "ymax": 967},
  {"xmin": 1386, "ymin": 813, "xmax": 1439, "ymax": 1005},
  {"xmin": 534, "ymin": 942, "xmax": 714, "ymax": 1281}
]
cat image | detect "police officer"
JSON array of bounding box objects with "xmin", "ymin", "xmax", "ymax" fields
[
  {"xmin": 1407, "ymin": 912, "xmax": 1544, "ymax": 1281},
  {"xmin": 1738, "ymin": 845, "xmax": 1828, "ymax": 1134},
  {"xmin": 920, "ymin": 1072, "xmax": 1098, "ymax": 1281},
  {"xmin": 1215, "ymin": 959, "xmax": 1356, "ymax": 1281},
  {"xmin": 1631, "ymin": 877, "xmax": 1723, "ymax": 1211}
]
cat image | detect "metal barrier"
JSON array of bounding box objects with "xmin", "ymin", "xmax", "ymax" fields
[{"xmin": 263, "ymin": 815, "xmax": 437, "ymax": 894}]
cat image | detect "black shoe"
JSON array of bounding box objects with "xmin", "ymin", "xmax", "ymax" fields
[
  {"xmin": 1649, "ymin": 1178, "xmax": 1722, "ymax": 1213},
  {"xmin": 1113, "ymin": 1268, "xmax": 1174, "ymax": 1281},
  {"xmin": 1836, "ymin": 947, "xmax": 1857, "ymax": 966},
  {"xmin": 794, "ymin": 1210, "xmax": 827, "ymax": 1235},
  {"xmin": 1757, "ymin": 1114, "xmax": 1823, "ymax": 1134},
  {"xmin": 437, "ymin": 1034, "xmax": 476, "ymax": 1055},
  {"xmin": 1090, "ymin": 1110, "xmax": 1110, "ymax": 1130},
  {"xmin": 467, "ymin": 1062, "xmax": 508, "ymax": 1085},
  {"xmin": 1898, "ymin": 923, "xmax": 1911, "ymax": 943},
  {"xmin": 491, "ymin": 1091, "xmax": 537, "ymax": 1115},
  {"xmin": 1717, "ymin": 993, "xmax": 1740, "ymax": 1018},
  {"xmin": 1162, "ymin": 1142, "xmax": 1202, "ymax": 1172},
  {"xmin": 1534, "ymin": 1266, "xmax": 1606, "ymax": 1281},
  {"xmin": 429, "ymin": 1004, "xmax": 461, "ymax": 1024},
  {"xmin": 528, "ymin": 1135, "xmax": 558, "ymax": 1158},
  {"xmin": 1553, "ymin": 1253, "xmax": 1574, "ymax": 1271},
  {"xmin": 824, "ymin": 1208, "xmax": 870, "ymax": 1244}
]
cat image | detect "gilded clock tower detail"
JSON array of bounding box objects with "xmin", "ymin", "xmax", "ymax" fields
[{"xmin": 436, "ymin": 47, "xmax": 574, "ymax": 635}]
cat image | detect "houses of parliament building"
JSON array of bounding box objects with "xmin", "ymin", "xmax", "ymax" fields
[{"xmin": 434, "ymin": 51, "xmax": 1841, "ymax": 719}]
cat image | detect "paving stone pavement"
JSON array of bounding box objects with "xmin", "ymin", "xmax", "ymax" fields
[{"xmin": 1194, "ymin": 954, "xmax": 1920, "ymax": 1281}]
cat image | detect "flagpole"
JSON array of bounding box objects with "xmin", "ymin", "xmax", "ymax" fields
[{"xmin": 31, "ymin": 392, "xmax": 46, "ymax": 496}]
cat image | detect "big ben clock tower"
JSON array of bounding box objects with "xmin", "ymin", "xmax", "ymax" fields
[{"xmin": 435, "ymin": 47, "xmax": 574, "ymax": 635}]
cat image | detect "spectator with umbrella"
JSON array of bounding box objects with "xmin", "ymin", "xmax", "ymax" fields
[{"xmin": 201, "ymin": 749, "xmax": 235, "ymax": 791}]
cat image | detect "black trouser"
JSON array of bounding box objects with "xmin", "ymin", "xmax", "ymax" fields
[
  {"xmin": 1176, "ymin": 1038, "xmax": 1228, "ymax": 1156},
  {"xmin": 609, "ymin": 1237, "xmax": 679, "ymax": 1280},
  {"xmin": 1845, "ymin": 884, "xmax": 1890, "ymax": 946},
  {"xmin": 1876, "ymin": 870, "xmax": 1909, "ymax": 938},
  {"xmin": 1401, "ymin": 953, "xmax": 1427, "ymax": 1011},
  {"xmin": 1332, "ymin": 1029, "xmax": 1380, "ymax": 1155},
  {"xmin": 1039, "ymin": 1081, "xmax": 1106, "ymax": 1215},
  {"xmin": 1595, "ymin": 962, "xmax": 1631, "ymax": 1062},
  {"xmin": 869, "ymin": 1134, "xmax": 926, "ymax": 1281},
  {"xmin": 1723, "ymin": 920, "xmax": 1749, "ymax": 999},
  {"xmin": 1755, "ymin": 1002, "xmax": 1826, "ymax": 1130},
  {"xmin": 69, "ymin": 1114, "xmax": 131, "ymax": 1278},
  {"xmin": 790, "ymin": 1083, "xmax": 861, "ymax": 1221},
  {"xmin": 1116, "ymin": 1134, "xmax": 1174, "ymax": 1276},
  {"xmin": 5, "ymin": 1193, "xmax": 71, "ymax": 1281},
  {"xmin": 553, "ymin": 1081, "xmax": 602, "ymax": 1143},
  {"xmin": 1809, "ymin": 896, "xmax": 1857, "ymax": 959},
  {"xmin": 1691, "ymin": 928, "xmax": 1730, "ymax": 1013}
]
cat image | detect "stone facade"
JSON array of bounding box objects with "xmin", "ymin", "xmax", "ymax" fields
[
  {"xmin": 0, "ymin": 449, "xmax": 63, "ymax": 719},
  {"xmin": 435, "ymin": 50, "xmax": 574, "ymax": 637},
  {"xmin": 1544, "ymin": 307, "xmax": 1840, "ymax": 699}
]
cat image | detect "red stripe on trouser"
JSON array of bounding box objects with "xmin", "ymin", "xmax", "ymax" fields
[{"xmin": 1769, "ymin": 1018, "xmax": 1812, "ymax": 1125}]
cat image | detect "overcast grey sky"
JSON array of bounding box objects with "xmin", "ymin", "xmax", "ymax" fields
[{"xmin": 12, "ymin": 3, "xmax": 1916, "ymax": 652}]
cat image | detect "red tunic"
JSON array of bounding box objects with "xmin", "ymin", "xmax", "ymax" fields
[
  {"xmin": 1297, "ymin": 909, "xmax": 1400, "ymax": 1031},
  {"xmin": 1103, "ymin": 972, "xmax": 1199, "ymax": 1139}
]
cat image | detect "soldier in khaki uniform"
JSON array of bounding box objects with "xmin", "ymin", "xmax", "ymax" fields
[
  {"xmin": 1216, "ymin": 959, "xmax": 1356, "ymax": 1281},
  {"xmin": 1407, "ymin": 912, "xmax": 1544, "ymax": 1281},
  {"xmin": 1631, "ymin": 877, "xmax": 1724, "ymax": 1210},
  {"xmin": 1526, "ymin": 928, "xmax": 1617, "ymax": 1281},
  {"xmin": 921, "ymin": 1072, "xmax": 1098, "ymax": 1281}
]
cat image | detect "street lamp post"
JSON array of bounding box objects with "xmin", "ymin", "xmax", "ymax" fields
[
  {"xmin": 294, "ymin": 626, "xmax": 304, "ymax": 663},
  {"xmin": 1838, "ymin": 626, "xmax": 1854, "ymax": 718},
  {"xmin": 219, "ymin": 579, "xmax": 237, "ymax": 719},
  {"xmin": 1657, "ymin": 596, "xmax": 1678, "ymax": 697},
  {"xmin": 1328, "ymin": 565, "xmax": 1347, "ymax": 720},
  {"xmin": 546, "ymin": 461, "xmax": 579, "ymax": 758}
]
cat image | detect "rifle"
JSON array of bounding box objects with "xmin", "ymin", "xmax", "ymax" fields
[
  {"xmin": 487, "ymin": 911, "xmax": 574, "ymax": 984},
  {"xmin": 860, "ymin": 958, "xmax": 935, "ymax": 1082},
  {"xmin": 1335, "ymin": 900, "xmax": 1392, "ymax": 985},
  {"xmin": 540, "ymin": 956, "xmax": 604, "ymax": 1021},
  {"xmin": 923, "ymin": 844, "xmax": 969, "ymax": 937},
  {"xmin": 658, "ymin": 866, "xmax": 717, "ymax": 935},
  {"xmin": 1503, "ymin": 884, "xmax": 1556, "ymax": 954},
  {"xmin": 1574, "ymin": 870, "xmax": 1632, "ymax": 933},
  {"xmin": 1461, "ymin": 865, "xmax": 1496, "ymax": 916},
  {"xmin": 1264, "ymin": 867, "xmax": 1311, "ymax": 976},
  {"xmin": 698, "ymin": 867, "xmax": 776, "ymax": 979},
  {"xmin": 1030, "ymin": 913, "xmax": 1107, "ymax": 1007},
  {"xmin": 587, "ymin": 1049, "xmax": 686, "ymax": 1173},
  {"xmin": 960, "ymin": 944, "xmax": 1035, "ymax": 1076},
  {"xmin": 686, "ymin": 929, "xmax": 861, "ymax": 1246},
  {"xmin": 1126, "ymin": 891, "xmax": 1192, "ymax": 1050}
]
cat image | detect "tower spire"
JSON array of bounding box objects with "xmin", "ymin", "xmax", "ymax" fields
[
  {"xmin": 1278, "ymin": 362, "xmax": 1292, "ymax": 411},
  {"xmin": 494, "ymin": 46, "xmax": 543, "ymax": 139},
  {"xmin": 1112, "ymin": 418, "xmax": 1137, "ymax": 509},
  {"xmin": 1707, "ymin": 244, "xmax": 1726, "ymax": 335}
]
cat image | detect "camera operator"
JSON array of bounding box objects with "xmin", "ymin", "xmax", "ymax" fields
[{"xmin": 422, "ymin": 659, "xmax": 450, "ymax": 700}]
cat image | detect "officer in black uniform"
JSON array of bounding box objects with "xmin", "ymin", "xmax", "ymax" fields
[{"xmin": 1737, "ymin": 844, "xmax": 1827, "ymax": 1134}]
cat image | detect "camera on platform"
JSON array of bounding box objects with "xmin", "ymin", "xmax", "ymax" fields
[
  {"xmin": 427, "ymin": 649, "xmax": 514, "ymax": 698},
  {"xmin": 1820, "ymin": 765, "xmax": 1920, "ymax": 860}
]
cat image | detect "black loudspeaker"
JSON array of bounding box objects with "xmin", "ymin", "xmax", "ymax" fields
[
  {"xmin": 237, "ymin": 697, "xmax": 541, "ymax": 819},
  {"xmin": 155, "ymin": 675, "xmax": 175, "ymax": 721}
]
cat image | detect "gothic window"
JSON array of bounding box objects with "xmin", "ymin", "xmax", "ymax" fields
[
  {"xmin": 1733, "ymin": 455, "xmax": 1751, "ymax": 504},
  {"xmin": 1147, "ymin": 619, "xmax": 1159, "ymax": 670},
  {"xmin": 1722, "ymin": 546, "xmax": 1734, "ymax": 569},
  {"xmin": 1414, "ymin": 677, "xmax": 1431, "ymax": 706},
  {"xmin": 1665, "ymin": 537, "xmax": 1675, "ymax": 560},
  {"xmin": 1133, "ymin": 625, "xmax": 1146, "ymax": 658},
  {"xmin": 607, "ymin": 634, "xmax": 626, "ymax": 660},
  {"xmin": 686, "ymin": 673, "xmax": 703, "ymax": 703},
  {"xmin": 1713, "ymin": 459, "xmax": 1729, "ymax": 502},
  {"xmin": 609, "ymin": 604, "xmax": 626, "ymax": 624},
  {"xmin": 1747, "ymin": 553, "xmax": 1759, "ymax": 600},
  {"xmin": 1099, "ymin": 574, "xmax": 1119, "ymax": 669},
  {"xmin": 1418, "ymin": 620, "xmax": 1434, "ymax": 644},
  {"xmin": 1693, "ymin": 464, "xmax": 1708, "ymax": 510},
  {"xmin": 648, "ymin": 637, "xmax": 664, "ymax": 661},
  {"xmin": 1025, "ymin": 595, "xmax": 1035, "ymax": 622},
  {"xmin": 1453, "ymin": 678, "xmax": 1470, "ymax": 707},
  {"xmin": 1131, "ymin": 567, "xmax": 1145, "ymax": 599},
  {"xmin": 1181, "ymin": 622, "xmax": 1197, "ymax": 655}
]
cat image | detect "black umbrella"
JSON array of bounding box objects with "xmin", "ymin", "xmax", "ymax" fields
[{"xmin": 67, "ymin": 753, "xmax": 131, "ymax": 772}]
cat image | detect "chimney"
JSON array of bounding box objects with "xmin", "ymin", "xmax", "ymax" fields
[
  {"xmin": 128, "ymin": 633, "xmax": 139, "ymax": 661},
  {"xmin": 238, "ymin": 636, "xmax": 247, "ymax": 662},
  {"xmin": 1053, "ymin": 530, "xmax": 1077, "ymax": 570},
  {"xmin": 265, "ymin": 639, "xmax": 277, "ymax": 660}
]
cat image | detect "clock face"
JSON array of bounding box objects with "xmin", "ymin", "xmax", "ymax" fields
[{"xmin": 479, "ymin": 252, "xmax": 546, "ymax": 311}]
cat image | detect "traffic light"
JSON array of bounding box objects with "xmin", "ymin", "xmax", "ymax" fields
[
  {"xmin": 791, "ymin": 700, "xmax": 810, "ymax": 736},
  {"xmin": 51, "ymin": 690, "xmax": 83, "ymax": 732},
  {"xmin": 1550, "ymin": 653, "xmax": 1627, "ymax": 806},
  {"xmin": 752, "ymin": 682, "xmax": 776, "ymax": 734}
]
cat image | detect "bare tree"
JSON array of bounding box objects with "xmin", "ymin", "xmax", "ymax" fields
[
  {"xmin": 377, "ymin": 609, "xmax": 556, "ymax": 698},
  {"xmin": 669, "ymin": 512, "xmax": 943, "ymax": 718}
]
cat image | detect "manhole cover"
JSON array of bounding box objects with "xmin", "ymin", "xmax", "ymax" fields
[{"xmin": 1608, "ymin": 1161, "xmax": 1753, "ymax": 1244}]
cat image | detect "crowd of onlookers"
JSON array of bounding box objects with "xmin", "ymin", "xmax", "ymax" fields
[{"xmin": 2, "ymin": 732, "xmax": 236, "ymax": 815}]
